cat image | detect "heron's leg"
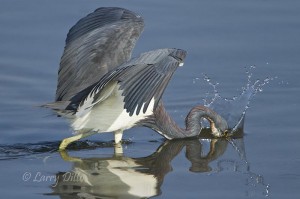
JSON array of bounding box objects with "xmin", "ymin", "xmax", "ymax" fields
[
  {"xmin": 114, "ymin": 130, "xmax": 123, "ymax": 154},
  {"xmin": 114, "ymin": 130, "xmax": 123, "ymax": 144},
  {"xmin": 59, "ymin": 150, "xmax": 82, "ymax": 162},
  {"xmin": 59, "ymin": 131, "xmax": 96, "ymax": 151}
]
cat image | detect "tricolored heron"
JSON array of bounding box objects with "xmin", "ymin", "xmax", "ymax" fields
[{"xmin": 44, "ymin": 7, "xmax": 228, "ymax": 150}]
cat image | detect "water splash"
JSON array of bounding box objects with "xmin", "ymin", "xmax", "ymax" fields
[{"xmin": 201, "ymin": 66, "xmax": 275, "ymax": 134}]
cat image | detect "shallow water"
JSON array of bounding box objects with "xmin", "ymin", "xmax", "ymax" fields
[{"xmin": 1, "ymin": 0, "xmax": 300, "ymax": 198}]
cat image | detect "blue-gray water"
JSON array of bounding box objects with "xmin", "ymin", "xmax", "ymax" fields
[{"xmin": 1, "ymin": 0, "xmax": 300, "ymax": 198}]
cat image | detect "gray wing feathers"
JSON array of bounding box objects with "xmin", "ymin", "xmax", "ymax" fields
[
  {"xmin": 56, "ymin": 7, "xmax": 144, "ymax": 101},
  {"xmin": 121, "ymin": 49, "xmax": 186, "ymax": 116},
  {"xmin": 84, "ymin": 48, "xmax": 186, "ymax": 116}
]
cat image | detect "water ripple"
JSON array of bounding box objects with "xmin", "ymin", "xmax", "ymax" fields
[{"xmin": 0, "ymin": 140, "xmax": 133, "ymax": 160}]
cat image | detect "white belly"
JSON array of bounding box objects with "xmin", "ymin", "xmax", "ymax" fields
[{"xmin": 70, "ymin": 84, "xmax": 155, "ymax": 133}]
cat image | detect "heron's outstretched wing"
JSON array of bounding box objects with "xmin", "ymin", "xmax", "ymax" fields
[
  {"xmin": 78, "ymin": 48, "xmax": 186, "ymax": 116},
  {"xmin": 56, "ymin": 7, "xmax": 144, "ymax": 101}
]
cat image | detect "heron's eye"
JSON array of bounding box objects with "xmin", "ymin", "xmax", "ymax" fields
[{"xmin": 223, "ymin": 130, "xmax": 229, "ymax": 136}]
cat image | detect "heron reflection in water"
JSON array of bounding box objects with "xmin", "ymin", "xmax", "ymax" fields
[
  {"xmin": 44, "ymin": 7, "xmax": 229, "ymax": 150},
  {"xmin": 50, "ymin": 138, "xmax": 228, "ymax": 198},
  {"xmin": 48, "ymin": 136, "xmax": 269, "ymax": 198}
]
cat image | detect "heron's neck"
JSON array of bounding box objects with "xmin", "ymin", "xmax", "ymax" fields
[{"xmin": 142, "ymin": 102, "xmax": 220, "ymax": 139}]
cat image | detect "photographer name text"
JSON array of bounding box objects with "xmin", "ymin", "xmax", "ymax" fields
[{"xmin": 22, "ymin": 171, "xmax": 84, "ymax": 187}]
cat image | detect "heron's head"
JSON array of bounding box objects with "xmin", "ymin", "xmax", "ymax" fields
[{"xmin": 209, "ymin": 116, "xmax": 229, "ymax": 137}]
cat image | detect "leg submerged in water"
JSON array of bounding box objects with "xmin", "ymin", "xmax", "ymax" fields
[
  {"xmin": 114, "ymin": 130, "xmax": 124, "ymax": 154},
  {"xmin": 59, "ymin": 131, "xmax": 96, "ymax": 151},
  {"xmin": 114, "ymin": 130, "xmax": 123, "ymax": 144}
]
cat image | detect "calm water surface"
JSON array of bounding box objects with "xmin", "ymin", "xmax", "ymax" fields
[{"xmin": 1, "ymin": 0, "xmax": 300, "ymax": 198}]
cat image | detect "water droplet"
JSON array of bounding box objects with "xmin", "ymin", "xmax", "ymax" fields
[{"xmin": 201, "ymin": 65, "xmax": 274, "ymax": 131}]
